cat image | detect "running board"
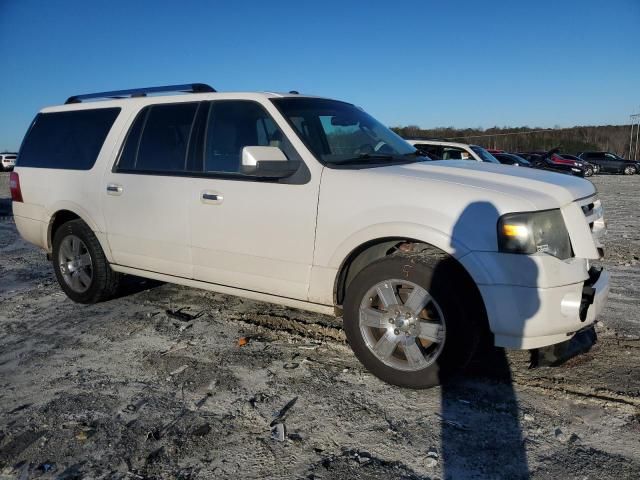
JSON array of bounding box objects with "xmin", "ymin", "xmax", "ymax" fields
[{"xmin": 110, "ymin": 264, "xmax": 336, "ymax": 316}]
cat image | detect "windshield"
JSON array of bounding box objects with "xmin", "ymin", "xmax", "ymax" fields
[
  {"xmin": 272, "ymin": 98, "xmax": 420, "ymax": 166},
  {"xmin": 470, "ymin": 145, "xmax": 500, "ymax": 163}
]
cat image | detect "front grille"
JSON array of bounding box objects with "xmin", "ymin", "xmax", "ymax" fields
[{"xmin": 577, "ymin": 195, "xmax": 605, "ymax": 257}]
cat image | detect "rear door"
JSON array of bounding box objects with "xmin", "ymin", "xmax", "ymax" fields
[
  {"xmin": 187, "ymin": 100, "xmax": 319, "ymax": 300},
  {"xmin": 102, "ymin": 102, "xmax": 200, "ymax": 278},
  {"xmin": 604, "ymin": 153, "xmax": 624, "ymax": 172}
]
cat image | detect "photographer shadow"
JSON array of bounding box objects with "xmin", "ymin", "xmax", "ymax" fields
[{"xmin": 436, "ymin": 201, "xmax": 536, "ymax": 479}]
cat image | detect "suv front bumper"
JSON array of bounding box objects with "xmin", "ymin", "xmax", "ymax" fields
[{"xmin": 478, "ymin": 266, "xmax": 610, "ymax": 349}]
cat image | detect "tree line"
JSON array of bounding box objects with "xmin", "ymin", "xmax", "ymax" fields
[{"xmin": 391, "ymin": 124, "xmax": 635, "ymax": 158}]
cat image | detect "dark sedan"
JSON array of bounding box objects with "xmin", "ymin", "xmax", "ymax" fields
[{"xmin": 578, "ymin": 152, "xmax": 638, "ymax": 175}]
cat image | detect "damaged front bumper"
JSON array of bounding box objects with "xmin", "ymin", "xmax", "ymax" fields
[
  {"xmin": 479, "ymin": 265, "xmax": 611, "ymax": 350},
  {"xmin": 579, "ymin": 266, "xmax": 609, "ymax": 323}
]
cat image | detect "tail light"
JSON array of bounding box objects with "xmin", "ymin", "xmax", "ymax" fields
[{"xmin": 9, "ymin": 172, "xmax": 23, "ymax": 202}]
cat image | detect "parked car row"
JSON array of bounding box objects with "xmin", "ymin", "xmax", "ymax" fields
[
  {"xmin": 492, "ymin": 148, "xmax": 639, "ymax": 176},
  {"xmin": 514, "ymin": 149, "xmax": 591, "ymax": 177},
  {"xmin": 408, "ymin": 140, "xmax": 639, "ymax": 178},
  {"xmin": 407, "ymin": 141, "xmax": 589, "ymax": 177}
]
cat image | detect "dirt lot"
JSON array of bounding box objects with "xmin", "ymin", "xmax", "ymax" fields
[{"xmin": 0, "ymin": 172, "xmax": 639, "ymax": 479}]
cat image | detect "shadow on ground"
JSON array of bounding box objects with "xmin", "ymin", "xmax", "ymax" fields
[{"xmin": 0, "ymin": 198, "xmax": 12, "ymax": 217}]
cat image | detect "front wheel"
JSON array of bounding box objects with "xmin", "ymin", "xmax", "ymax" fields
[
  {"xmin": 343, "ymin": 252, "xmax": 484, "ymax": 388},
  {"xmin": 52, "ymin": 219, "xmax": 121, "ymax": 303},
  {"xmin": 624, "ymin": 165, "xmax": 636, "ymax": 175}
]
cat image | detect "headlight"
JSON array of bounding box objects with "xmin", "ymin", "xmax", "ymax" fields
[{"xmin": 497, "ymin": 209, "xmax": 572, "ymax": 259}]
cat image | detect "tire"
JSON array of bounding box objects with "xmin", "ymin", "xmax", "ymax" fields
[
  {"xmin": 52, "ymin": 219, "xmax": 121, "ymax": 303},
  {"xmin": 623, "ymin": 165, "xmax": 636, "ymax": 175},
  {"xmin": 343, "ymin": 251, "xmax": 485, "ymax": 388},
  {"xmin": 584, "ymin": 167, "xmax": 594, "ymax": 177}
]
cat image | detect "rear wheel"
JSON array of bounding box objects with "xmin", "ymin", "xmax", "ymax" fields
[
  {"xmin": 52, "ymin": 219, "xmax": 121, "ymax": 303},
  {"xmin": 623, "ymin": 165, "xmax": 636, "ymax": 175},
  {"xmin": 584, "ymin": 167, "xmax": 594, "ymax": 177},
  {"xmin": 343, "ymin": 252, "xmax": 484, "ymax": 388}
]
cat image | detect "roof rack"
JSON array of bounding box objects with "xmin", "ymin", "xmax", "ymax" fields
[{"xmin": 64, "ymin": 83, "xmax": 216, "ymax": 104}]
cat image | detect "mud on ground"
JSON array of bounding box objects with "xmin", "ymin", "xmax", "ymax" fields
[{"xmin": 0, "ymin": 172, "xmax": 639, "ymax": 479}]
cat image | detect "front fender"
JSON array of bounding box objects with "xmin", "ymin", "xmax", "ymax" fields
[
  {"xmin": 307, "ymin": 222, "xmax": 495, "ymax": 306},
  {"xmin": 326, "ymin": 221, "xmax": 469, "ymax": 268}
]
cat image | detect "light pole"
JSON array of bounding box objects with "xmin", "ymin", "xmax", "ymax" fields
[{"xmin": 630, "ymin": 112, "xmax": 640, "ymax": 161}]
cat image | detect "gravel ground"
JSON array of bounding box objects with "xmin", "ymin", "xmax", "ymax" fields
[{"xmin": 0, "ymin": 172, "xmax": 639, "ymax": 479}]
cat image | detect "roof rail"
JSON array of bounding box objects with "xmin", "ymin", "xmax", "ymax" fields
[{"xmin": 64, "ymin": 83, "xmax": 216, "ymax": 104}]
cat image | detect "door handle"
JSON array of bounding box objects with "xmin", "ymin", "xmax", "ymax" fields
[
  {"xmin": 201, "ymin": 191, "xmax": 223, "ymax": 204},
  {"xmin": 107, "ymin": 184, "xmax": 123, "ymax": 196}
]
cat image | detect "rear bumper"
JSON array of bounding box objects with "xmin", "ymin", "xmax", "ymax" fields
[
  {"xmin": 14, "ymin": 214, "xmax": 46, "ymax": 248},
  {"xmin": 480, "ymin": 266, "xmax": 610, "ymax": 349}
]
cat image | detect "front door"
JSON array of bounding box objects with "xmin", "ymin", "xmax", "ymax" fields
[{"xmin": 188, "ymin": 100, "xmax": 319, "ymax": 300}]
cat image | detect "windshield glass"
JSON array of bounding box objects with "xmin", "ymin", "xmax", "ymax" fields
[
  {"xmin": 272, "ymin": 98, "xmax": 420, "ymax": 166},
  {"xmin": 470, "ymin": 145, "xmax": 500, "ymax": 163}
]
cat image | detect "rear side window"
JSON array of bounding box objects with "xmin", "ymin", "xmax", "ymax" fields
[
  {"xmin": 18, "ymin": 108, "xmax": 120, "ymax": 169},
  {"xmin": 118, "ymin": 103, "xmax": 199, "ymax": 172}
]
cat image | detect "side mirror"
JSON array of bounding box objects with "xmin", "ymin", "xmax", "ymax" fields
[{"xmin": 241, "ymin": 146, "xmax": 299, "ymax": 178}]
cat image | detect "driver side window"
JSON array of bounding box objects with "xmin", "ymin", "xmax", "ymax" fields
[
  {"xmin": 204, "ymin": 101, "xmax": 287, "ymax": 174},
  {"xmin": 319, "ymin": 116, "xmax": 372, "ymax": 155}
]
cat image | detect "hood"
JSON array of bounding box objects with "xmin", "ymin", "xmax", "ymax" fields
[{"xmin": 371, "ymin": 160, "xmax": 596, "ymax": 210}]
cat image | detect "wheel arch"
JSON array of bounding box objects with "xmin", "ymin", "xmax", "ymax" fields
[
  {"xmin": 332, "ymin": 233, "xmax": 489, "ymax": 312},
  {"xmin": 46, "ymin": 202, "xmax": 113, "ymax": 262}
]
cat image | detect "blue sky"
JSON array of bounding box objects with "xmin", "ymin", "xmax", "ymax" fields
[{"xmin": 1, "ymin": 0, "xmax": 638, "ymax": 150}]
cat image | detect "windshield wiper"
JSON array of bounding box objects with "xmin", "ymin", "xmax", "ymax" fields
[{"xmin": 324, "ymin": 153, "xmax": 396, "ymax": 166}]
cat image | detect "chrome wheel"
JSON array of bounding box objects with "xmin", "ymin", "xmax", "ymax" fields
[
  {"xmin": 624, "ymin": 166, "xmax": 636, "ymax": 175},
  {"xmin": 58, "ymin": 234, "xmax": 93, "ymax": 293},
  {"xmin": 359, "ymin": 279, "xmax": 445, "ymax": 372}
]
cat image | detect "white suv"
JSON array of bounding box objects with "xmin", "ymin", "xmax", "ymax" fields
[
  {"xmin": 406, "ymin": 139, "xmax": 500, "ymax": 163},
  {"xmin": 11, "ymin": 83, "xmax": 610, "ymax": 388},
  {"xmin": 1, "ymin": 153, "xmax": 17, "ymax": 171}
]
